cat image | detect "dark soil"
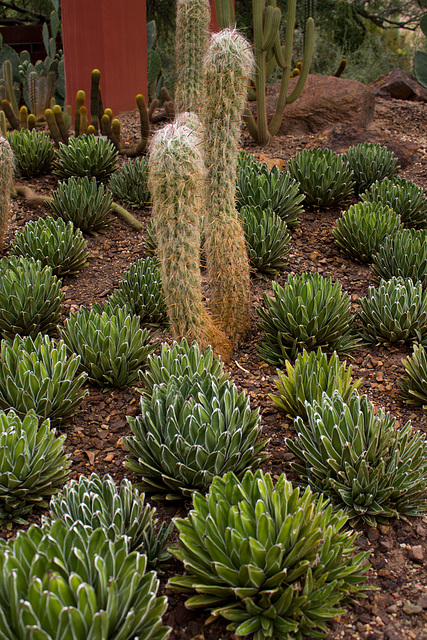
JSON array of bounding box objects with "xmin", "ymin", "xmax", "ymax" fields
[{"xmin": 2, "ymin": 95, "xmax": 427, "ymax": 640}]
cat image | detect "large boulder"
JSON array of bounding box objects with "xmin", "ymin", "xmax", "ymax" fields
[
  {"xmin": 264, "ymin": 74, "xmax": 375, "ymax": 136},
  {"xmin": 369, "ymin": 68, "xmax": 427, "ymax": 102}
]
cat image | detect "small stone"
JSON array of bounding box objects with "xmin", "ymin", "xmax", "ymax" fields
[
  {"xmin": 378, "ymin": 523, "xmax": 392, "ymax": 535},
  {"xmin": 417, "ymin": 594, "xmax": 427, "ymax": 609},
  {"xmin": 386, "ymin": 604, "xmax": 399, "ymax": 614},
  {"xmin": 403, "ymin": 601, "xmax": 423, "ymax": 615},
  {"xmin": 407, "ymin": 545, "xmax": 424, "ymax": 564}
]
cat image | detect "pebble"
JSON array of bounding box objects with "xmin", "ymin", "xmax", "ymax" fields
[
  {"xmin": 386, "ymin": 604, "xmax": 399, "ymax": 614},
  {"xmin": 407, "ymin": 545, "xmax": 424, "ymax": 564},
  {"xmin": 403, "ymin": 601, "xmax": 423, "ymax": 615}
]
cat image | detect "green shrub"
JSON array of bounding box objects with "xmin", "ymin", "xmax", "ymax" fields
[
  {"xmin": 0, "ymin": 255, "xmax": 64, "ymax": 341},
  {"xmin": 10, "ymin": 216, "xmax": 89, "ymax": 276},
  {"xmin": 360, "ymin": 176, "xmax": 427, "ymax": 229},
  {"xmin": 358, "ymin": 277, "xmax": 427, "ymax": 345},
  {"xmin": 124, "ymin": 373, "xmax": 268, "ymax": 498},
  {"xmin": 242, "ymin": 203, "xmax": 291, "ymax": 276},
  {"xmin": 53, "ymin": 133, "xmax": 118, "ymax": 181},
  {"xmin": 372, "ymin": 229, "xmax": 427, "ymax": 287},
  {"xmin": 343, "ymin": 142, "xmax": 398, "ymax": 194},
  {"xmin": 333, "ymin": 201, "xmax": 403, "ymax": 263},
  {"xmin": 0, "ymin": 409, "xmax": 70, "ymax": 525},
  {"xmin": 0, "ymin": 520, "xmax": 170, "ymax": 640},
  {"xmin": 287, "ymin": 391, "xmax": 427, "ymax": 525},
  {"xmin": 59, "ymin": 305, "xmax": 156, "ymax": 388},
  {"xmin": 169, "ymin": 469, "xmax": 369, "ymax": 640},
  {"xmin": 257, "ymin": 273, "xmax": 360, "ymax": 366},
  {"xmin": 48, "ymin": 175, "xmax": 115, "ymax": 234},
  {"xmin": 287, "ymin": 148, "xmax": 355, "ymax": 207},
  {"xmin": 0, "ymin": 334, "xmax": 88, "ymax": 425},
  {"xmin": 400, "ymin": 343, "xmax": 427, "ymax": 407},
  {"xmin": 271, "ymin": 348, "xmax": 362, "ymax": 421},
  {"xmin": 108, "ymin": 156, "xmax": 151, "ymax": 208},
  {"xmin": 8, "ymin": 128, "xmax": 55, "ymax": 177},
  {"xmin": 236, "ymin": 153, "xmax": 304, "ymax": 228},
  {"xmin": 46, "ymin": 473, "xmax": 172, "ymax": 568}
]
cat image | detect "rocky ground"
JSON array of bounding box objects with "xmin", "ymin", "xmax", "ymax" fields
[{"xmin": 1, "ymin": 93, "xmax": 427, "ymax": 640}]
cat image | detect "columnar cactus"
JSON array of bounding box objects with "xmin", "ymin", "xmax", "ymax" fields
[
  {"xmin": 202, "ymin": 29, "xmax": 254, "ymax": 341},
  {"xmin": 149, "ymin": 120, "xmax": 230, "ymax": 358},
  {"xmin": 175, "ymin": 0, "xmax": 211, "ymax": 115},
  {"xmin": 0, "ymin": 136, "xmax": 14, "ymax": 251}
]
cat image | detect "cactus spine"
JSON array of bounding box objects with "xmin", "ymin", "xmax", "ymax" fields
[
  {"xmin": 202, "ymin": 29, "xmax": 254, "ymax": 341},
  {"xmin": 149, "ymin": 121, "xmax": 230, "ymax": 357},
  {"xmin": 0, "ymin": 137, "xmax": 14, "ymax": 250},
  {"xmin": 175, "ymin": 0, "xmax": 211, "ymax": 115}
]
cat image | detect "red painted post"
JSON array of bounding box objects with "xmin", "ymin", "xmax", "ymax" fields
[
  {"xmin": 61, "ymin": 0, "xmax": 147, "ymax": 116},
  {"xmin": 209, "ymin": 0, "xmax": 236, "ymax": 32}
]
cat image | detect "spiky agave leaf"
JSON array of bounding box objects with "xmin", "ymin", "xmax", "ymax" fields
[
  {"xmin": 360, "ymin": 176, "xmax": 427, "ymax": 229},
  {"xmin": 372, "ymin": 228, "xmax": 427, "ymax": 286},
  {"xmin": 108, "ymin": 156, "xmax": 151, "ymax": 208},
  {"xmin": 358, "ymin": 277, "xmax": 427, "ymax": 345},
  {"xmin": 0, "ymin": 334, "xmax": 88, "ymax": 425},
  {"xmin": 59, "ymin": 305, "xmax": 157, "ymax": 388},
  {"xmin": 287, "ymin": 391, "xmax": 427, "ymax": 525},
  {"xmin": 124, "ymin": 373, "xmax": 268, "ymax": 498},
  {"xmin": 53, "ymin": 133, "xmax": 118, "ymax": 181},
  {"xmin": 168, "ymin": 469, "xmax": 369, "ymax": 640},
  {"xmin": 400, "ymin": 343, "xmax": 427, "ymax": 407},
  {"xmin": 241, "ymin": 203, "xmax": 291, "ymax": 276},
  {"xmin": 48, "ymin": 175, "xmax": 115, "ymax": 233},
  {"xmin": 0, "ymin": 255, "xmax": 64, "ymax": 341},
  {"xmin": 0, "ymin": 520, "xmax": 170, "ymax": 640},
  {"xmin": 0, "ymin": 409, "xmax": 70, "ymax": 525},
  {"xmin": 343, "ymin": 142, "xmax": 398, "ymax": 194},
  {"xmin": 287, "ymin": 148, "xmax": 355, "ymax": 207},
  {"xmin": 257, "ymin": 273, "xmax": 360, "ymax": 366},
  {"xmin": 236, "ymin": 154, "xmax": 304, "ymax": 228},
  {"xmin": 271, "ymin": 348, "xmax": 362, "ymax": 421},
  {"xmin": 8, "ymin": 128, "xmax": 55, "ymax": 177},
  {"xmin": 333, "ymin": 201, "xmax": 403, "ymax": 263},
  {"xmin": 10, "ymin": 216, "xmax": 89, "ymax": 276}
]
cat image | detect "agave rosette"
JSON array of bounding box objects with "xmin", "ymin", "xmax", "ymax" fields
[
  {"xmin": 360, "ymin": 176, "xmax": 427, "ymax": 229},
  {"xmin": 53, "ymin": 133, "xmax": 118, "ymax": 181},
  {"xmin": 8, "ymin": 128, "xmax": 55, "ymax": 177},
  {"xmin": 400, "ymin": 343, "xmax": 427, "ymax": 407},
  {"xmin": 124, "ymin": 373, "xmax": 268, "ymax": 498},
  {"xmin": 343, "ymin": 142, "xmax": 398, "ymax": 194},
  {"xmin": 371, "ymin": 228, "xmax": 427, "ymax": 286},
  {"xmin": 108, "ymin": 156, "xmax": 151, "ymax": 208},
  {"xmin": 242, "ymin": 203, "xmax": 291, "ymax": 276},
  {"xmin": 168, "ymin": 469, "xmax": 369, "ymax": 640}
]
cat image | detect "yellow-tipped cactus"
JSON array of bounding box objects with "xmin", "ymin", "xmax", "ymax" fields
[
  {"xmin": 0, "ymin": 137, "xmax": 14, "ymax": 250},
  {"xmin": 175, "ymin": 0, "xmax": 211, "ymax": 115},
  {"xmin": 148, "ymin": 121, "xmax": 230, "ymax": 359},
  {"xmin": 202, "ymin": 29, "xmax": 254, "ymax": 342}
]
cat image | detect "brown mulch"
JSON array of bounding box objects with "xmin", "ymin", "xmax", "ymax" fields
[{"xmin": 2, "ymin": 95, "xmax": 427, "ymax": 640}]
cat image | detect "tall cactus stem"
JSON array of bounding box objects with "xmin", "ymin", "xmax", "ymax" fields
[
  {"xmin": 27, "ymin": 113, "xmax": 36, "ymax": 130},
  {"xmin": 175, "ymin": 0, "xmax": 211, "ymax": 115},
  {"xmin": 74, "ymin": 90, "xmax": 85, "ymax": 136},
  {"xmin": 3, "ymin": 60, "xmax": 19, "ymax": 119},
  {"xmin": 45, "ymin": 108, "xmax": 63, "ymax": 146},
  {"xmin": 90, "ymin": 69, "xmax": 101, "ymax": 134},
  {"xmin": 0, "ymin": 136, "xmax": 14, "ymax": 250},
  {"xmin": 202, "ymin": 29, "xmax": 254, "ymax": 342},
  {"xmin": 19, "ymin": 105, "xmax": 28, "ymax": 129},
  {"xmin": 149, "ymin": 121, "xmax": 231, "ymax": 359},
  {"xmin": 1, "ymin": 99, "xmax": 19, "ymax": 130},
  {"xmin": 79, "ymin": 105, "xmax": 88, "ymax": 136},
  {"xmin": 53, "ymin": 104, "xmax": 69, "ymax": 144},
  {"xmin": 0, "ymin": 111, "xmax": 6, "ymax": 137}
]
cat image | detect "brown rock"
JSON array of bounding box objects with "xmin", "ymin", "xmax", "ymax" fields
[
  {"xmin": 264, "ymin": 74, "xmax": 375, "ymax": 136},
  {"xmin": 418, "ymin": 594, "xmax": 427, "ymax": 609},
  {"xmin": 370, "ymin": 68, "xmax": 427, "ymax": 102},
  {"xmin": 407, "ymin": 545, "xmax": 425, "ymax": 564},
  {"xmin": 403, "ymin": 601, "xmax": 423, "ymax": 615}
]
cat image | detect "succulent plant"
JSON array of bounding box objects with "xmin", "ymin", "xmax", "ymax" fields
[
  {"xmin": 287, "ymin": 391, "xmax": 427, "ymax": 525},
  {"xmin": 144, "ymin": 218, "xmax": 158, "ymax": 258},
  {"xmin": 371, "ymin": 229, "xmax": 427, "ymax": 287},
  {"xmin": 0, "ymin": 409, "xmax": 70, "ymax": 525},
  {"xmin": 124, "ymin": 373, "xmax": 268, "ymax": 498},
  {"xmin": 358, "ymin": 277, "xmax": 427, "ymax": 346},
  {"xmin": 333, "ymin": 201, "xmax": 403, "ymax": 263},
  {"xmin": 168, "ymin": 469, "xmax": 369, "ymax": 639},
  {"xmin": 241, "ymin": 204, "xmax": 292, "ymax": 276},
  {"xmin": 59, "ymin": 305, "xmax": 157, "ymax": 388},
  {"xmin": 0, "ymin": 334, "xmax": 88, "ymax": 425},
  {"xmin": 287, "ymin": 148, "xmax": 355, "ymax": 207},
  {"xmin": 46, "ymin": 473, "xmax": 172, "ymax": 568},
  {"xmin": 8, "ymin": 128, "xmax": 55, "ymax": 177},
  {"xmin": 48, "ymin": 175, "xmax": 115, "ymax": 234},
  {"xmin": 257, "ymin": 273, "xmax": 360, "ymax": 366},
  {"xmin": 53, "ymin": 133, "xmax": 118, "ymax": 181},
  {"xmin": 10, "ymin": 215, "xmax": 89, "ymax": 277},
  {"xmin": 360, "ymin": 176, "xmax": 427, "ymax": 229},
  {"xmin": 0, "ymin": 136, "xmax": 14, "ymax": 253},
  {"xmin": 400, "ymin": 343, "xmax": 427, "ymax": 407},
  {"xmin": 106, "ymin": 257, "xmax": 168, "ymax": 326},
  {"xmin": 236, "ymin": 154, "xmax": 305, "ymax": 229},
  {"xmin": 0, "ymin": 255, "xmax": 64, "ymax": 341},
  {"xmin": 343, "ymin": 142, "xmax": 398, "ymax": 194},
  {"xmin": 0, "ymin": 520, "xmax": 170, "ymax": 640},
  {"xmin": 140, "ymin": 338, "xmax": 229, "ymax": 398},
  {"xmin": 108, "ymin": 156, "xmax": 151, "ymax": 208},
  {"xmin": 271, "ymin": 348, "xmax": 362, "ymax": 421}
]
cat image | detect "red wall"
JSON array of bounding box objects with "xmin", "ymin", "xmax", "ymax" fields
[{"xmin": 61, "ymin": 0, "xmax": 147, "ymax": 116}]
